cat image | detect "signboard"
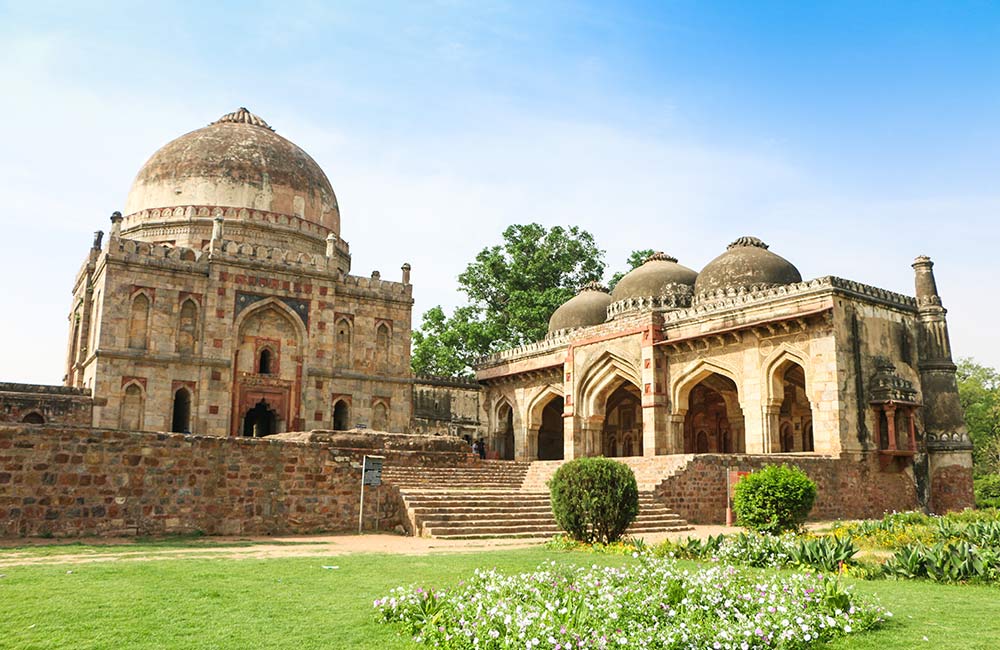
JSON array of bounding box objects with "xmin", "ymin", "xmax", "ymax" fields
[
  {"xmin": 358, "ymin": 455, "xmax": 386, "ymax": 534},
  {"xmin": 363, "ymin": 455, "xmax": 384, "ymax": 487}
]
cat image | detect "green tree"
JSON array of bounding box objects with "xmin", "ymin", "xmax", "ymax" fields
[
  {"xmin": 607, "ymin": 249, "xmax": 655, "ymax": 290},
  {"xmin": 411, "ymin": 224, "xmax": 606, "ymax": 374},
  {"xmin": 957, "ymin": 358, "xmax": 1000, "ymax": 475}
]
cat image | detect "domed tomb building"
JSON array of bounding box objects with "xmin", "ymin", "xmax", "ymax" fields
[
  {"xmin": 476, "ymin": 241, "xmax": 973, "ymax": 513},
  {"xmin": 65, "ymin": 109, "xmax": 414, "ymax": 436}
]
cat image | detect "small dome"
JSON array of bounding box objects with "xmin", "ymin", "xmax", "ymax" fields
[
  {"xmin": 610, "ymin": 252, "xmax": 698, "ymax": 302},
  {"xmin": 548, "ymin": 282, "xmax": 612, "ymax": 335},
  {"xmin": 124, "ymin": 108, "xmax": 340, "ymax": 233},
  {"xmin": 694, "ymin": 236, "xmax": 801, "ymax": 301}
]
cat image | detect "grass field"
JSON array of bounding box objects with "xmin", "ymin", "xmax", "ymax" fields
[{"xmin": 1, "ymin": 543, "xmax": 998, "ymax": 650}]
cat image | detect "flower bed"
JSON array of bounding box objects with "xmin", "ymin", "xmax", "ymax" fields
[{"xmin": 374, "ymin": 558, "xmax": 890, "ymax": 649}]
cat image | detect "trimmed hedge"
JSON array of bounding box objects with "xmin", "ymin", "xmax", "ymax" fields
[
  {"xmin": 733, "ymin": 464, "xmax": 817, "ymax": 534},
  {"xmin": 548, "ymin": 457, "xmax": 639, "ymax": 543}
]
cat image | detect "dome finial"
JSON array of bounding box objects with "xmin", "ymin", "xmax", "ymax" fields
[
  {"xmin": 212, "ymin": 107, "xmax": 274, "ymax": 131},
  {"xmin": 727, "ymin": 236, "xmax": 769, "ymax": 250},
  {"xmin": 643, "ymin": 251, "xmax": 678, "ymax": 264},
  {"xmin": 578, "ymin": 280, "xmax": 607, "ymax": 294}
]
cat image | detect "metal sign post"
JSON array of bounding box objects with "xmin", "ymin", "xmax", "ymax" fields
[{"xmin": 358, "ymin": 455, "xmax": 385, "ymax": 534}]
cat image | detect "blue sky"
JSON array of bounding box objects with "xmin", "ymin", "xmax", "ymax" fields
[{"xmin": 1, "ymin": 1, "xmax": 998, "ymax": 382}]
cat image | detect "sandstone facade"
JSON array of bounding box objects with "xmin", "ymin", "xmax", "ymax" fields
[{"xmin": 475, "ymin": 245, "xmax": 975, "ymax": 513}]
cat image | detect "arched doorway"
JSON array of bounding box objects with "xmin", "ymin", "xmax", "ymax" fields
[
  {"xmin": 537, "ymin": 397, "xmax": 564, "ymax": 460},
  {"xmin": 775, "ymin": 361, "xmax": 813, "ymax": 452},
  {"xmin": 171, "ymin": 387, "xmax": 192, "ymax": 433},
  {"xmin": 494, "ymin": 402, "xmax": 515, "ymax": 460},
  {"xmin": 243, "ymin": 400, "xmax": 277, "ymax": 437},
  {"xmin": 683, "ymin": 374, "xmax": 744, "ymax": 453},
  {"xmin": 333, "ymin": 400, "xmax": 350, "ymax": 431},
  {"xmin": 22, "ymin": 412, "xmax": 45, "ymax": 425},
  {"xmin": 601, "ymin": 381, "xmax": 642, "ymax": 457}
]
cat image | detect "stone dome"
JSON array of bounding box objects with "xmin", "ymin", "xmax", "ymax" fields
[
  {"xmin": 610, "ymin": 252, "xmax": 698, "ymax": 302},
  {"xmin": 694, "ymin": 236, "xmax": 801, "ymax": 301},
  {"xmin": 548, "ymin": 282, "xmax": 612, "ymax": 335},
  {"xmin": 123, "ymin": 108, "xmax": 340, "ymax": 234}
]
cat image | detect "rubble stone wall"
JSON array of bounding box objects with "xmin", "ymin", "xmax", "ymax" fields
[
  {"xmin": 0, "ymin": 426, "xmax": 473, "ymax": 538},
  {"xmin": 653, "ymin": 453, "xmax": 922, "ymax": 524}
]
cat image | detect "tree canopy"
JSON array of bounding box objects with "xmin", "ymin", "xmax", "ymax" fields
[
  {"xmin": 411, "ymin": 224, "xmax": 606, "ymax": 375},
  {"xmin": 957, "ymin": 358, "xmax": 1000, "ymax": 476}
]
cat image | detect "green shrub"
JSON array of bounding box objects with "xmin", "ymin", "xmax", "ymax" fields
[
  {"xmin": 975, "ymin": 475, "xmax": 1000, "ymax": 508},
  {"xmin": 732, "ymin": 464, "xmax": 817, "ymax": 534},
  {"xmin": 548, "ymin": 457, "xmax": 639, "ymax": 543}
]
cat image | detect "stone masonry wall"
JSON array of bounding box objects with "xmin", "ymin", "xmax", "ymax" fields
[
  {"xmin": 0, "ymin": 426, "xmax": 475, "ymax": 538},
  {"xmin": 0, "ymin": 384, "xmax": 94, "ymax": 426},
  {"xmin": 654, "ymin": 453, "xmax": 920, "ymax": 524}
]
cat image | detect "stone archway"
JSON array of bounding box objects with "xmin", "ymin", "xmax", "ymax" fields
[
  {"xmin": 769, "ymin": 358, "xmax": 814, "ymax": 453},
  {"xmin": 537, "ymin": 396, "xmax": 565, "ymax": 460},
  {"xmin": 601, "ymin": 381, "xmax": 642, "ymax": 457},
  {"xmin": 495, "ymin": 400, "xmax": 515, "ymax": 461},
  {"xmin": 243, "ymin": 399, "xmax": 277, "ymax": 437},
  {"xmin": 682, "ymin": 373, "xmax": 744, "ymax": 454},
  {"xmin": 333, "ymin": 400, "xmax": 350, "ymax": 431}
]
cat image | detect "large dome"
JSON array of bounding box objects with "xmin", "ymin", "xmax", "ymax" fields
[
  {"xmin": 122, "ymin": 108, "xmax": 341, "ymax": 248},
  {"xmin": 694, "ymin": 236, "xmax": 801, "ymax": 302},
  {"xmin": 548, "ymin": 283, "xmax": 612, "ymax": 335},
  {"xmin": 610, "ymin": 252, "xmax": 697, "ymax": 302}
]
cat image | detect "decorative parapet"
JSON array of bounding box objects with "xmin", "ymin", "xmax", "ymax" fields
[
  {"xmin": 478, "ymin": 276, "xmax": 918, "ymax": 369},
  {"xmin": 103, "ymin": 236, "xmax": 410, "ymax": 299},
  {"xmin": 121, "ymin": 205, "xmax": 346, "ymax": 252},
  {"xmin": 869, "ymin": 357, "xmax": 919, "ymax": 404},
  {"xmin": 412, "ymin": 374, "xmax": 481, "ymax": 388},
  {"xmin": 0, "ymin": 383, "xmax": 91, "ymax": 397},
  {"xmin": 606, "ymin": 283, "xmax": 693, "ymax": 319},
  {"xmin": 475, "ymin": 333, "xmax": 572, "ymax": 368},
  {"xmin": 665, "ymin": 276, "xmax": 916, "ymax": 323},
  {"xmin": 925, "ymin": 430, "xmax": 974, "ymax": 452}
]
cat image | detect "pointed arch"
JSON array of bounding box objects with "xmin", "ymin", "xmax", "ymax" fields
[
  {"xmin": 128, "ymin": 292, "xmax": 151, "ymax": 350},
  {"xmin": 176, "ymin": 298, "xmax": 199, "ymax": 355},
  {"xmin": 233, "ymin": 297, "xmax": 308, "ymax": 342},
  {"xmin": 762, "ymin": 344, "xmax": 812, "ymax": 407},
  {"xmin": 670, "ymin": 359, "xmax": 740, "ymax": 415},
  {"xmin": 21, "ymin": 411, "xmax": 45, "ymax": 425},
  {"xmin": 762, "ymin": 345, "xmax": 814, "ymax": 453},
  {"xmin": 525, "ymin": 385, "xmax": 565, "ymax": 433},
  {"xmin": 371, "ymin": 399, "xmax": 389, "ymax": 431},
  {"xmin": 171, "ymin": 386, "xmax": 192, "ymax": 433},
  {"xmin": 335, "ymin": 316, "xmax": 353, "ymax": 368},
  {"xmin": 375, "ymin": 322, "xmax": 391, "ymax": 372},
  {"xmin": 119, "ymin": 381, "xmax": 145, "ymax": 431},
  {"xmin": 492, "ymin": 396, "xmax": 516, "ymax": 461},
  {"xmin": 576, "ymin": 351, "xmax": 643, "ymax": 418}
]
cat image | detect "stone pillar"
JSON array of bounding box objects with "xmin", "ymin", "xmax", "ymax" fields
[
  {"xmin": 326, "ymin": 233, "xmax": 337, "ymax": 258},
  {"xmin": 665, "ymin": 413, "xmax": 685, "ymax": 454},
  {"xmin": 92, "ymin": 231, "xmax": 104, "ymax": 251},
  {"xmin": 743, "ymin": 402, "xmax": 768, "ymax": 454},
  {"xmin": 762, "ymin": 402, "xmax": 781, "ymax": 454},
  {"xmin": 109, "ymin": 211, "xmax": 123, "ymax": 239},
  {"xmin": 401, "ymin": 263, "xmax": 411, "ymax": 285},
  {"xmin": 912, "ymin": 255, "xmax": 974, "ymax": 511},
  {"xmin": 210, "ymin": 216, "xmax": 224, "ymax": 253}
]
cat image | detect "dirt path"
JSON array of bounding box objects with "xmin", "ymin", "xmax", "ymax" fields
[{"xmin": 0, "ymin": 526, "xmax": 740, "ymax": 568}]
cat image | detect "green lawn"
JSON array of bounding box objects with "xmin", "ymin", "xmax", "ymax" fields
[{"xmin": 0, "ymin": 545, "xmax": 997, "ymax": 650}]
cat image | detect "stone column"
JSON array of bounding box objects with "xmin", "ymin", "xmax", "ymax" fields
[
  {"xmin": 210, "ymin": 216, "xmax": 225, "ymax": 254},
  {"xmin": 325, "ymin": 233, "xmax": 338, "ymax": 258},
  {"xmin": 401, "ymin": 263, "xmax": 411, "ymax": 285},
  {"xmin": 665, "ymin": 413, "xmax": 686, "ymax": 454},
  {"xmin": 912, "ymin": 256, "xmax": 974, "ymax": 511}
]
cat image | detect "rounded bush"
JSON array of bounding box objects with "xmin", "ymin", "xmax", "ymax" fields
[
  {"xmin": 733, "ymin": 464, "xmax": 817, "ymax": 534},
  {"xmin": 975, "ymin": 474, "xmax": 1000, "ymax": 508},
  {"xmin": 548, "ymin": 457, "xmax": 639, "ymax": 543}
]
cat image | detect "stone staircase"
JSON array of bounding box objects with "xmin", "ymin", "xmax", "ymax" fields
[{"xmin": 384, "ymin": 460, "xmax": 693, "ymax": 539}]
